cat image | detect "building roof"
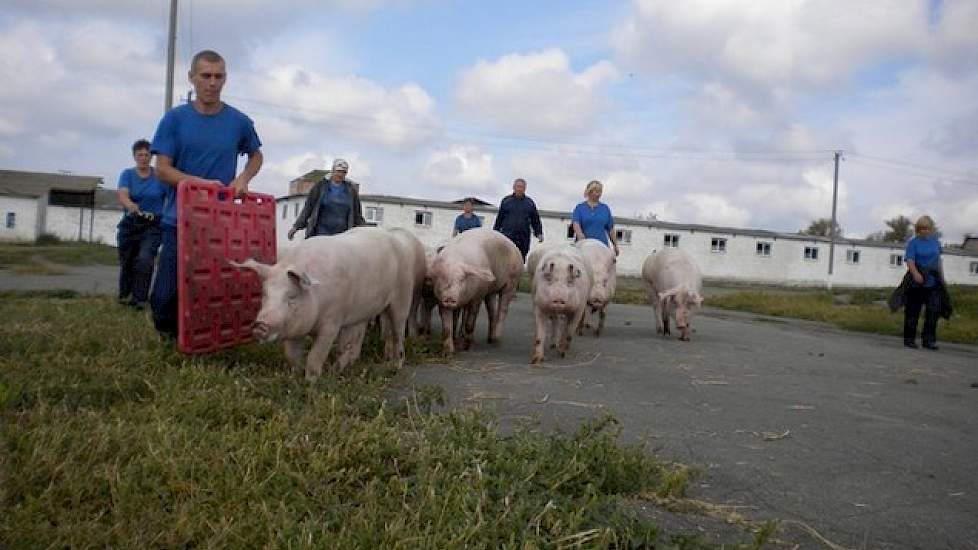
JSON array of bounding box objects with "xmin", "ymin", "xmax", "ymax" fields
[
  {"xmin": 0, "ymin": 169, "xmax": 103, "ymax": 198},
  {"xmin": 275, "ymin": 191, "xmax": 978, "ymax": 257}
]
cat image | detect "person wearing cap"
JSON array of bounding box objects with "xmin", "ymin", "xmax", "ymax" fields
[
  {"xmin": 288, "ymin": 158, "xmax": 366, "ymax": 239},
  {"xmin": 452, "ymin": 198, "xmax": 482, "ymax": 237},
  {"xmin": 571, "ymin": 180, "xmax": 619, "ymax": 256},
  {"xmin": 493, "ymin": 178, "xmax": 543, "ymax": 260}
]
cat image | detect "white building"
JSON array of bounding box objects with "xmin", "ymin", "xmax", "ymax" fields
[
  {"xmin": 0, "ymin": 169, "xmax": 120, "ymax": 244},
  {"xmin": 4, "ymin": 169, "xmax": 977, "ymax": 287},
  {"xmin": 275, "ymin": 192, "xmax": 978, "ymax": 288}
]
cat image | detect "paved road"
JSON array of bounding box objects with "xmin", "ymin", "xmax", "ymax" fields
[
  {"xmin": 405, "ymin": 297, "xmax": 978, "ymax": 549},
  {"xmin": 5, "ymin": 266, "xmax": 977, "ymax": 548}
]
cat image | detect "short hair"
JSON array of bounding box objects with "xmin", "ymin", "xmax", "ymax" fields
[
  {"xmin": 513, "ymin": 178, "xmax": 526, "ymax": 186},
  {"xmin": 915, "ymin": 215, "xmax": 935, "ymax": 231},
  {"xmin": 190, "ymin": 50, "xmax": 225, "ymax": 75},
  {"xmin": 584, "ymin": 180, "xmax": 602, "ymax": 197},
  {"xmin": 132, "ymin": 139, "xmax": 151, "ymax": 154},
  {"xmin": 462, "ymin": 198, "xmax": 474, "ymax": 206}
]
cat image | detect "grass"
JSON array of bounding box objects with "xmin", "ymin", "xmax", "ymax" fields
[
  {"xmin": 706, "ymin": 286, "xmax": 978, "ymax": 345},
  {"xmin": 0, "ymin": 237, "xmax": 117, "ymax": 273},
  {"xmin": 0, "ymin": 292, "xmax": 773, "ymax": 549}
]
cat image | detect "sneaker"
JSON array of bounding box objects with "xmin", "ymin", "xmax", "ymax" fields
[
  {"xmin": 922, "ymin": 343, "xmax": 939, "ymax": 351},
  {"xmin": 128, "ymin": 301, "xmax": 146, "ymax": 311},
  {"xmin": 904, "ymin": 341, "xmax": 918, "ymax": 349}
]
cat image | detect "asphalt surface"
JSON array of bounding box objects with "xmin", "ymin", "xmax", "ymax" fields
[
  {"xmin": 404, "ymin": 296, "xmax": 978, "ymax": 550},
  {"xmin": 4, "ymin": 265, "xmax": 977, "ymax": 548}
]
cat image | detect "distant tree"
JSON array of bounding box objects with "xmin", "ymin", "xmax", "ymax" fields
[
  {"xmin": 867, "ymin": 215, "xmax": 942, "ymax": 242},
  {"xmin": 801, "ymin": 218, "xmax": 842, "ymax": 238},
  {"xmin": 882, "ymin": 215, "xmax": 914, "ymax": 242}
]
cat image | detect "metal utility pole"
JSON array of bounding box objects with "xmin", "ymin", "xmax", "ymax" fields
[
  {"xmin": 827, "ymin": 150, "xmax": 842, "ymax": 281},
  {"xmin": 164, "ymin": 0, "xmax": 178, "ymax": 112}
]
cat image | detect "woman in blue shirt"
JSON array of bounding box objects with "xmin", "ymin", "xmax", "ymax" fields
[
  {"xmin": 571, "ymin": 180, "xmax": 619, "ymax": 256},
  {"xmin": 903, "ymin": 215, "xmax": 943, "ymax": 350},
  {"xmin": 116, "ymin": 139, "xmax": 167, "ymax": 310}
]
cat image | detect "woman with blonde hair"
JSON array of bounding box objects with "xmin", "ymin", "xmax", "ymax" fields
[
  {"xmin": 571, "ymin": 180, "xmax": 619, "ymax": 256},
  {"xmin": 903, "ymin": 215, "xmax": 943, "ymax": 350}
]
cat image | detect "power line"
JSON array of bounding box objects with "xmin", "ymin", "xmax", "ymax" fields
[
  {"xmin": 224, "ymin": 93, "xmax": 832, "ymax": 163},
  {"xmin": 847, "ymin": 157, "xmax": 978, "ymax": 187},
  {"xmin": 848, "ymin": 152, "xmax": 976, "ymax": 181}
]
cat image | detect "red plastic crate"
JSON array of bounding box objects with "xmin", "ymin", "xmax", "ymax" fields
[{"xmin": 176, "ymin": 179, "xmax": 276, "ymax": 354}]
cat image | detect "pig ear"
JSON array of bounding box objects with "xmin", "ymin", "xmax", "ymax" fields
[
  {"xmin": 465, "ymin": 265, "xmax": 495, "ymax": 283},
  {"xmin": 230, "ymin": 258, "xmax": 270, "ymax": 280},
  {"xmin": 657, "ymin": 288, "xmax": 678, "ymax": 304},
  {"xmin": 287, "ymin": 268, "xmax": 319, "ymax": 289}
]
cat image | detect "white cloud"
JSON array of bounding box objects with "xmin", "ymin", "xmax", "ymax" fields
[
  {"xmin": 246, "ymin": 66, "xmax": 439, "ymax": 149},
  {"xmin": 421, "ymin": 145, "xmax": 494, "ymax": 191},
  {"xmin": 456, "ymin": 48, "xmax": 618, "ymax": 137},
  {"xmin": 681, "ymin": 193, "xmax": 751, "ymax": 228},
  {"xmin": 613, "ymin": 0, "xmax": 926, "ymax": 92}
]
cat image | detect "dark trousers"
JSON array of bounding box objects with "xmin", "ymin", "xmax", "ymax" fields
[
  {"xmin": 117, "ymin": 217, "xmax": 162, "ymax": 303},
  {"xmin": 904, "ymin": 286, "xmax": 939, "ymax": 345},
  {"xmin": 503, "ymin": 232, "xmax": 530, "ymax": 261},
  {"xmin": 150, "ymin": 225, "xmax": 179, "ymax": 339}
]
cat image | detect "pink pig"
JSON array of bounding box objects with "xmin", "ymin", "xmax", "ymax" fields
[
  {"xmin": 530, "ymin": 247, "xmax": 591, "ymax": 364},
  {"xmin": 427, "ymin": 228, "xmax": 523, "ymax": 354},
  {"xmin": 232, "ymin": 227, "xmax": 423, "ymax": 380}
]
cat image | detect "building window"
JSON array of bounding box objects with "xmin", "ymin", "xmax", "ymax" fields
[
  {"xmin": 5, "ymin": 212, "xmax": 14, "ymax": 229},
  {"xmin": 282, "ymin": 204, "xmax": 287, "ymax": 219},
  {"xmin": 969, "ymin": 262, "xmax": 978, "ymax": 275},
  {"xmin": 365, "ymin": 206, "xmax": 384, "ymax": 224},
  {"xmin": 804, "ymin": 246, "xmax": 819, "ymax": 261},
  {"xmin": 664, "ymin": 234, "xmax": 679, "ymax": 247},
  {"xmin": 293, "ymin": 203, "xmax": 299, "ymax": 217},
  {"xmin": 889, "ymin": 254, "xmax": 903, "ymax": 267},
  {"xmin": 566, "ymin": 223, "xmax": 575, "ymax": 240},
  {"xmin": 756, "ymin": 242, "xmax": 771, "ymax": 257},
  {"xmin": 710, "ymin": 237, "xmax": 727, "ymax": 253},
  {"xmin": 616, "ymin": 228, "xmax": 632, "ymax": 244},
  {"xmin": 414, "ymin": 210, "xmax": 432, "ymax": 227},
  {"xmin": 846, "ymin": 250, "xmax": 861, "ymax": 264}
]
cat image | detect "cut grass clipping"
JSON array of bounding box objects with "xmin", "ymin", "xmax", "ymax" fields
[{"xmin": 0, "ymin": 292, "xmax": 772, "ymax": 549}]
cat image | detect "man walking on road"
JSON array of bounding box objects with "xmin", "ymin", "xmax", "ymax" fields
[
  {"xmin": 149, "ymin": 49, "xmax": 263, "ymax": 340},
  {"xmin": 493, "ymin": 178, "xmax": 543, "ymax": 261}
]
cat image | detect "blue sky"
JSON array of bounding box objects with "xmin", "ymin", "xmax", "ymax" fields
[{"xmin": 0, "ymin": 0, "xmax": 976, "ymax": 241}]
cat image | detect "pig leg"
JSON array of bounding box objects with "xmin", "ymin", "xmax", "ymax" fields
[
  {"xmin": 484, "ymin": 292, "xmax": 499, "ymax": 344},
  {"xmin": 595, "ymin": 306, "xmax": 606, "ymax": 337},
  {"xmin": 462, "ymin": 302, "xmax": 479, "ymax": 350},
  {"xmin": 661, "ymin": 306, "xmax": 672, "ymax": 337},
  {"xmin": 305, "ymin": 323, "xmax": 341, "ymax": 382},
  {"xmin": 492, "ymin": 281, "xmax": 517, "ymax": 342},
  {"xmin": 531, "ymin": 305, "xmax": 549, "ymax": 365},
  {"xmin": 653, "ymin": 298, "xmax": 664, "ymax": 334},
  {"xmin": 282, "ymin": 338, "xmax": 305, "ymax": 375},
  {"xmin": 576, "ymin": 310, "xmax": 586, "ymax": 336},
  {"xmin": 439, "ymin": 305, "xmax": 456, "ymax": 355},
  {"xmin": 335, "ymin": 323, "xmax": 367, "ymax": 373},
  {"xmin": 385, "ymin": 299, "xmax": 411, "ymax": 369}
]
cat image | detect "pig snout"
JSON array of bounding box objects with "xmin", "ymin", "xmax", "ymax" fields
[{"xmin": 252, "ymin": 319, "xmax": 280, "ymax": 342}]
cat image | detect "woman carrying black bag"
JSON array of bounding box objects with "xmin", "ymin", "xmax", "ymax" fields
[
  {"xmin": 902, "ymin": 215, "xmax": 946, "ymax": 350},
  {"xmin": 116, "ymin": 139, "xmax": 167, "ymax": 310}
]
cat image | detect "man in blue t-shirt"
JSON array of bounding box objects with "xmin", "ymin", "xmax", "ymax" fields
[
  {"xmin": 149, "ymin": 49, "xmax": 263, "ymax": 339},
  {"xmin": 452, "ymin": 198, "xmax": 482, "ymax": 236}
]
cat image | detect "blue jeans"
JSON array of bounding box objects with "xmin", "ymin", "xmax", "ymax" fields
[
  {"xmin": 150, "ymin": 225, "xmax": 178, "ymax": 338},
  {"xmin": 116, "ymin": 216, "xmax": 162, "ymax": 303}
]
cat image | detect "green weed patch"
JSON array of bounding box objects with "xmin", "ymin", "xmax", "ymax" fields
[{"xmin": 0, "ymin": 293, "xmax": 768, "ymax": 548}]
